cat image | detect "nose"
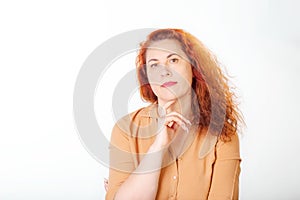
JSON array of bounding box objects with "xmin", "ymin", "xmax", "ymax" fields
[{"xmin": 160, "ymin": 66, "xmax": 172, "ymax": 77}]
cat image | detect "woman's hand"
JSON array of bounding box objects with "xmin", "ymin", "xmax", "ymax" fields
[{"xmin": 151, "ymin": 101, "xmax": 191, "ymax": 150}]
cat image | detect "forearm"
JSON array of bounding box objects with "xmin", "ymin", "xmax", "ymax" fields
[{"xmin": 114, "ymin": 144, "xmax": 165, "ymax": 200}]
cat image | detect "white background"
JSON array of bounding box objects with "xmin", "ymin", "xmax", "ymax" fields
[{"xmin": 1, "ymin": 0, "xmax": 300, "ymax": 199}]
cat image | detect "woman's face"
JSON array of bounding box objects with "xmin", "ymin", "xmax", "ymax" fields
[{"xmin": 145, "ymin": 39, "xmax": 193, "ymax": 104}]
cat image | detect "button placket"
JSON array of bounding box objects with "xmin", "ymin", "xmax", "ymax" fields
[{"xmin": 169, "ymin": 161, "xmax": 179, "ymax": 199}]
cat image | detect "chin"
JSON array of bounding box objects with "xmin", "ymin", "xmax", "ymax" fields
[
  {"xmin": 157, "ymin": 89, "xmax": 176, "ymax": 98},
  {"xmin": 157, "ymin": 93, "xmax": 182, "ymax": 103}
]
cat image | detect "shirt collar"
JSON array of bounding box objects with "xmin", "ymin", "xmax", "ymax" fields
[{"xmin": 139, "ymin": 103, "xmax": 160, "ymax": 119}]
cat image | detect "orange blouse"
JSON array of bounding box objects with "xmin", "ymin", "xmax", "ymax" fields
[{"xmin": 106, "ymin": 104, "xmax": 241, "ymax": 200}]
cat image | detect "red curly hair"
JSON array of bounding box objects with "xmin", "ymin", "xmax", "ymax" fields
[{"xmin": 136, "ymin": 29, "xmax": 244, "ymax": 141}]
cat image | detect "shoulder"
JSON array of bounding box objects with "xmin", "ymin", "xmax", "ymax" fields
[
  {"xmin": 215, "ymin": 133, "xmax": 240, "ymax": 160},
  {"xmin": 116, "ymin": 103, "xmax": 156, "ymax": 127},
  {"xmin": 113, "ymin": 103, "xmax": 157, "ymax": 137}
]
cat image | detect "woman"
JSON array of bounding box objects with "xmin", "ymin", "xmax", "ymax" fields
[{"xmin": 105, "ymin": 29, "xmax": 244, "ymax": 200}]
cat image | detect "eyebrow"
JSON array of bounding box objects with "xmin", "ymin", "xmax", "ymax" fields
[{"xmin": 147, "ymin": 53, "xmax": 179, "ymax": 63}]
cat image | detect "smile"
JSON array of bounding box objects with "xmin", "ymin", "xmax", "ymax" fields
[{"xmin": 161, "ymin": 81, "xmax": 178, "ymax": 87}]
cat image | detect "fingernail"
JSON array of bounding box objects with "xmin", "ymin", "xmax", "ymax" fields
[
  {"xmin": 187, "ymin": 120, "xmax": 192, "ymax": 125},
  {"xmin": 182, "ymin": 124, "xmax": 188, "ymax": 132}
]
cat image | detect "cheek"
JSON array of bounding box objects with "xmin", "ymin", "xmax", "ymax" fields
[
  {"xmin": 186, "ymin": 65, "xmax": 193, "ymax": 84},
  {"xmin": 147, "ymin": 69, "xmax": 160, "ymax": 83},
  {"xmin": 186, "ymin": 71, "xmax": 193, "ymax": 85},
  {"xmin": 146, "ymin": 70, "xmax": 158, "ymax": 87},
  {"xmin": 177, "ymin": 66, "xmax": 193, "ymax": 85},
  {"xmin": 149, "ymin": 84, "xmax": 160, "ymax": 96}
]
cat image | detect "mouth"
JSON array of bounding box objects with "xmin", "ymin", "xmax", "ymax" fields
[{"xmin": 161, "ymin": 81, "xmax": 178, "ymax": 87}]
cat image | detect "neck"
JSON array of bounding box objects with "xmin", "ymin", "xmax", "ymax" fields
[{"xmin": 158, "ymin": 91, "xmax": 193, "ymax": 120}]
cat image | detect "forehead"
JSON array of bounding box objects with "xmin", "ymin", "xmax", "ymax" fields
[{"xmin": 145, "ymin": 39, "xmax": 188, "ymax": 60}]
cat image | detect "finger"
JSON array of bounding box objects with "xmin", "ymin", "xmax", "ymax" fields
[
  {"xmin": 167, "ymin": 121, "xmax": 174, "ymax": 128},
  {"xmin": 162, "ymin": 100, "xmax": 176, "ymax": 116},
  {"xmin": 167, "ymin": 121, "xmax": 182, "ymax": 131},
  {"xmin": 164, "ymin": 116, "xmax": 189, "ymax": 131},
  {"xmin": 166, "ymin": 112, "xmax": 192, "ymax": 126},
  {"xmin": 158, "ymin": 101, "xmax": 176, "ymax": 118},
  {"xmin": 162, "ymin": 101, "xmax": 176, "ymax": 110}
]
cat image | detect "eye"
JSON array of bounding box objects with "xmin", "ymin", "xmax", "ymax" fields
[
  {"xmin": 169, "ymin": 58, "xmax": 179, "ymax": 64},
  {"xmin": 150, "ymin": 63, "xmax": 158, "ymax": 68}
]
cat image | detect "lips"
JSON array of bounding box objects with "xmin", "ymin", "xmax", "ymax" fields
[{"xmin": 161, "ymin": 81, "xmax": 177, "ymax": 87}]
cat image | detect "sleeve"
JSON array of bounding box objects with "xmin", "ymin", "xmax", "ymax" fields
[
  {"xmin": 207, "ymin": 134, "xmax": 241, "ymax": 200},
  {"xmin": 105, "ymin": 123, "xmax": 136, "ymax": 200}
]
